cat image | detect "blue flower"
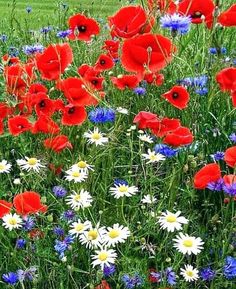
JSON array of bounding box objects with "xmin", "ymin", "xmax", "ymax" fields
[
  {"xmin": 209, "ymin": 47, "xmax": 217, "ymax": 54},
  {"xmin": 88, "ymin": 107, "xmax": 116, "ymax": 124},
  {"xmin": 22, "ymin": 216, "xmax": 35, "ymax": 231},
  {"xmin": 16, "ymin": 238, "xmax": 26, "ymax": 249},
  {"xmin": 26, "ymin": 6, "xmax": 32, "ymax": 13},
  {"xmin": 210, "ymin": 151, "xmax": 224, "ymax": 161},
  {"xmin": 160, "ymin": 13, "xmax": 191, "ymax": 34},
  {"xmin": 222, "ymin": 183, "xmax": 236, "ymax": 196},
  {"xmin": 165, "ymin": 267, "xmax": 176, "ymax": 285},
  {"xmin": 54, "ymin": 235, "xmax": 74, "ymax": 258},
  {"xmin": 229, "ymin": 133, "xmax": 236, "ymax": 143},
  {"xmin": 61, "ymin": 210, "xmax": 75, "ymax": 221},
  {"xmin": 17, "ymin": 267, "xmax": 37, "ymax": 282},
  {"xmin": 2, "ymin": 272, "xmax": 19, "ymax": 285},
  {"xmin": 53, "ymin": 226, "xmax": 65, "ymax": 237},
  {"xmin": 52, "ymin": 185, "xmax": 67, "ymax": 198},
  {"xmin": 223, "ymin": 256, "xmax": 236, "ymax": 279},
  {"xmin": 195, "ymin": 87, "xmax": 208, "ymax": 95},
  {"xmin": 56, "ymin": 29, "xmax": 72, "ymax": 38},
  {"xmin": 133, "ymin": 87, "xmax": 146, "ymax": 96},
  {"xmin": 40, "ymin": 26, "xmax": 53, "ymax": 34},
  {"xmin": 207, "ymin": 178, "xmax": 224, "ymax": 191},
  {"xmin": 121, "ymin": 274, "xmax": 143, "ymax": 289},
  {"xmin": 154, "ymin": 144, "xmax": 178, "ymax": 158},
  {"xmin": 200, "ymin": 267, "xmax": 216, "ymax": 281},
  {"xmin": 22, "ymin": 44, "xmax": 44, "ymax": 55},
  {"xmin": 103, "ymin": 264, "xmax": 116, "ymax": 277},
  {"xmin": 8, "ymin": 46, "xmax": 19, "ymax": 57},
  {"xmin": 0, "ymin": 34, "xmax": 7, "ymax": 42},
  {"xmin": 114, "ymin": 179, "xmax": 128, "ymax": 186}
]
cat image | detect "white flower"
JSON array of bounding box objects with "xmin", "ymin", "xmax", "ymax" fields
[
  {"xmin": 2, "ymin": 213, "xmax": 22, "ymax": 231},
  {"xmin": 116, "ymin": 107, "xmax": 129, "ymax": 114},
  {"xmin": 141, "ymin": 194, "xmax": 157, "ymax": 204},
  {"xmin": 65, "ymin": 169, "xmax": 88, "ymax": 183},
  {"xmin": 17, "ymin": 157, "xmax": 45, "ymax": 172},
  {"xmin": 173, "ymin": 233, "xmax": 204, "ymax": 255},
  {"xmin": 91, "ymin": 247, "xmax": 117, "ymax": 269},
  {"xmin": 180, "ymin": 265, "xmax": 199, "ymax": 282},
  {"xmin": 84, "ymin": 128, "xmax": 108, "ymax": 146},
  {"xmin": 69, "ymin": 219, "xmax": 91, "ymax": 237},
  {"xmin": 142, "ymin": 149, "xmax": 166, "ymax": 164},
  {"xmin": 158, "ymin": 210, "xmax": 188, "ymax": 232},
  {"xmin": 66, "ymin": 190, "xmax": 93, "ymax": 210},
  {"xmin": 138, "ymin": 134, "xmax": 154, "ymax": 144},
  {"xmin": 0, "ymin": 160, "xmax": 12, "ymax": 173},
  {"xmin": 70, "ymin": 160, "xmax": 94, "ymax": 173},
  {"xmin": 110, "ymin": 183, "xmax": 138, "ymax": 199},
  {"xmin": 79, "ymin": 225, "xmax": 106, "ymax": 249},
  {"xmin": 13, "ymin": 178, "xmax": 21, "ymax": 185},
  {"xmin": 104, "ymin": 224, "xmax": 131, "ymax": 247}
]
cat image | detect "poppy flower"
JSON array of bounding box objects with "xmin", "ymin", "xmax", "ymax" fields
[
  {"xmin": 162, "ymin": 85, "xmax": 190, "ymax": 109},
  {"xmin": 133, "ymin": 111, "xmax": 158, "ymax": 129},
  {"xmin": 144, "ymin": 72, "xmax": 164, "ymax": 86},
  {"xmin": 62, "ymin": 105, "xmax": 87, "ymax": 126},
  {"xmin": 2, "ymin": 54, "xmax": 20, "ymax": 65},
  {"xmin": 0, "ymin": 200, "xmax": 12, "ymax": 218},
  {"xmin": 163, "ymin": 126, "xmax": 193, "ymax": 146},
  {"xmin": 32, "ymin": 114, "xmax": 60, "ymax": 134},
  {"xmin": 194, "ymin": 163, "xmax": 221, "ymax": 189},
  {"xmin": 44, "ymin": 135, "xmax": 73, "ymax": 153},
  {"xmin": 83, "ymin": 76, "xmax": 104, "ymax": 91},
  {"xmin": 216, "ymin": 67, "xmax": 236, "ymax": 92},
  {"xmin": 231, "ymin": 91, "xmax": 236, "ymax": 107},
  {"xmin": 218, "ymin": 4, "xmax": 236, "ymax": 27},
  {"xmin": 102, "ymin": 40, "xmax": 119, "ymax": 58},
  {"xmin": 150, "ymin": 117, "xmax": 180, "ymax": 137},
  {"xmin": 68, "ymin": 14, "xmax": 100, "ymax": 41},
  {"xmin": 121, "ymin": 33, "xmax": 175, "ymax": 77},
  {"xmin": 48, "ymin": 163, "xmax": 63, "ymax": 175},
  {"xmin": 223, "ymin": 175, "xmax": 236, "ymax": 186},
  {"xmin": 0, "ymin": 102, "xmax": 13, "ymax": 119},
  {"xmin": 36, "ymin": 43, "xmax": 73, "ymax": 80},
  {"xmin": 13, "ymin": 191, "xmax": 47, "ymax": 215},
  {"xmin": 28, "ymin": 83, "xmax": 48, "ymax": 94},
  {"xmin": 4, "ymin": 65, "xmax": 27, "ymax": 96},
  {"xmin": 78, "ymin": 64, "xmax": 99, "ymax": 78},
  {"xmin": 33, "ymin": 93, "xmax": 64, "ymax": 117},
  {"xmin": 94, "ymin": 54, "xmax": 114, "ymax": 72},
  {"xmin": 224, "ymin": 146, "xmax": 236, "ymax": 168},
  {"xmin": 111, "ymin": 74, "xmax": 140, "ymax": 90},
  {"xmin": 0, "ymin": 119, "xmax": 4, "ymax": 135},
  {"xmin": 8, "ymin": 115, "xmax": 32, "ymax": 136},
  {"xmin": 95, "ymin": 280, "xmax": 111, "ymax": 289}
]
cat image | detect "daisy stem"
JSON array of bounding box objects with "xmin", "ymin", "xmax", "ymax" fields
[{"xmin": 121, "ymin": 198, "xmax": 128, "ymax": 225}]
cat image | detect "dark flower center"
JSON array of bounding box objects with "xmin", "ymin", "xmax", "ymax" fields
[
  {"xmin": 100, "ymin": 59, "xmax": 106, "ymax": 65},
  {"xmin": 77, "ymin": 25, "xmax": 87, "ymax": 33},
  {"xmin": 192, "ymin": 11, "xmax": 202, "ymax": 19},
  {"xmin": 68, "ymin": 107, "xmax": 75, "ymax": 114},
  {"xmin": 172, "ymin": 92, "xmax": 179, "ymax": 99},
  {"xmin": 91, "ymin": 79, "xmax": 98, "ymax": 85},
  {"xmin": 39, "ymin": 100, "xmax": 46, "ymax": 108},
  {"xmin": 18, "ymin": 125, "xmax": 24, "ymax": 129}
]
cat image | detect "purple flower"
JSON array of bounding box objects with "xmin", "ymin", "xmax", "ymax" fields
[
  {"xmin": 165, "ymin": 267, "xmax": 176, "ymax": 285},
  {"xmin": 229, "ymin": 133, "xmax": 236, "ymax": 143},
  {"xmin": 52, "ymin": 185, "xmax": 67, "ymax": 198},
  {"xmin": 200, "ymin": 267, "xmax": 216, "ymax": 281},
  {"xmin": 223, "ymin": 256, "xmax": 236, "ymax": 279},
  {"xmin": 22, "ymin": 216, "xmax": 35, "ymax": 231},
  {"xmin": 160, "ymin": 13, "xmax": 191, "ymax": 34},
  {"xmin": 2, "ymin": 272, "xmax": 19, "ymax": 285},
  {"xmin": 222, "ymin": 183, "xmax": 236, "ymax": 196},
  {"xmin": 56, "ymin": 29, "xmax": 72, "ymax": 38},
  {"xmin": 207, "ymin": 178, "xmax": 224, "ymax": 191},
  {"xmin": 16, "ymin": 238, "xmax": 26, "ymax": 249},
  {"xmin": 210, "ymin": 151, "xmax": 225, "ymax": 161},
  {"xmin": 22, "ymin": 44, "xmax": 44, "ymax": 55},
  {"xmin": 17, "ymin": 267, "xmax": 37, "ymax": 282},
  {"xmin": 103, "ymin": 264, "xmax": 116, "ymax": 277},
  {"xmin": 61, "ymin": 210, "xmax": 75, "ymax": 221},
  {"xmin": 133, "ymin": 87, "xmax": 146, "ymax": 96},
  {"xmin": 122, "ymin": 274, "xmax": 143, "ymax": 289},
  {"xmin": 53, "ymin": 226, "xmax": 65, "ymax": 237}
]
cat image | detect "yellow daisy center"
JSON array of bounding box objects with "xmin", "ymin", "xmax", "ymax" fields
[
  {"xmin": 75, "ymin": 223, "xmax": 84, "ymax": 232},
  {"xmin": 98, "ymin": 252, "xmax": 108, "ymax": 261},
  {"xmin": 150, "ymin": 154, "xmax": 157, "ymax": 161},
  {"xmin": 118, "ymin": 185, "xmax": 128, "ymax": 193},
  {"xmin": 166, "ymin": 215, "xmax": 177, "ymax": 223},
  {"xmin": 27, "ymin": 158, "xmax": 37, "ymax": 165},
  {"xmin": 108, "ymin": 229, "xmax": 120, "ymax": 239},
  {"xmin": 88, "ymin": 230, "xmax": 98, "ymax": 240},
  {"xmin": 77, "ymin": 161, "xmax": 87, "ymax": 169},
  {"xmin": 0, "ymin": 164, "xmax": 6, "ymax": 170},
  {"xmin": 9, "ymin": 218, "xmax": 17, "ymax": 225},
  {"xmin": 72, "ymin": 171, "xmax": 81, "ymax": 178},
  {"xmin": 186, "ymin": 270, "xmax": 194, "ymax": 277},
  {"xmin": 92, "ymin": 132, "xmax": 101, "ymax": 140},
  {"xmin": 183, "ymin": 239, "xmax": 193, "ymax": 247},
  {"xmin": 74, "ymin": 194, "xmax": 81, "ymax": 201}
]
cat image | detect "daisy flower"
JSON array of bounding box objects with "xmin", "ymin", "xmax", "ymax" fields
[
  {"xmin": 70, "ymin": 160, "xmax": 94, "ymax": 173},
  {"xmin": 173, "ymin": 233, "xmax": 204, "ymax": 255},
  {"xmin": 65, "ymin": 169, "xmax": 88, "ymax": 183},
  {"xmin": 110, "ymin": 183, "xmax": 138, "ymax": 199},
  {"xmin": 158, "ymin": 210, "xmax": 188, "ymax": 232},
  {"xmin": 91, "ymin": 247, "xmax": 117, "ymax": 269},
  {"xmin": 104, "ymin": 224, "xmax": 131, "ymax": 247},
  {"xmin": 141, "ymin": 194, "xmax": 157, "ymax": 204},
  {"xmin": 17, "ymin": 157, "xmax": 45, "ymax": 172},
  {"xmin": 83, "ymin": 128, "xmax": 108, "ymax": 146},
  {"xmin": 69, "ymin": 219, "xmax": 91, "ymax": 237},
  {"xmin": 138, "ymin": 134, "xmax": 154, "ymax": 144},
  {"xmin": 2, "ymin": 213, "xmax": 23, "ymax": 231},
  {"xmin": 0, "ymin": 160, "xmax": 12, "ymax": 173},
  {"xmin": 116, "ymin": 107, "xmax": 129, "ymax": 114},
  {"xmin": 180, "ymin": 265, "xmax": 199, "ymax": 282},
  {"xmin": 79, "ymin": 225, "xmax": 106, "ymax": 249},
  {"xmin": 66, "ymin": 190, "xmax": 93, "ymax": 210},
  {"xmin": 142, "ymin": 149, "xmax": 166, "ymax": 164}
]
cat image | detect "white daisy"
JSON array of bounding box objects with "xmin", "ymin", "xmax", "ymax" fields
[
  {"xmin": 0, "ymin": 160, "xmax": 12, "ymax": 173},
  {"xmin": 158, "ymin": 210, "xmax": 188, "ymax": 232},
  {"xmin": 141, "ymin": 194, "xmax": 157, "ymax": 204},
  {"xmin": 138, "ymin": 134, "xmax": 154, "ymax": 144},
  {"xmin": 17, "ymin": 157, "xmax": 45, "ymax": 172},
  {"xmin": 180, "ymin": 265, "xmax": 199, "ymax": 282},
  {"xmin": 91, "ymin": 247, "xmax": 117, "ymax": 269},
  {"xmin": 142, "ymin": 149, "xmax": 166, "ymax": 164},
  {"xmin": 2, "ymin": 213, "xmax": 22, "ymax": 231},
  {"xmin": 104, "ymin": 224, "xmax": 131, "ymax": 247},
  {"xmin": 173, "ymin": 233, "xmax": 204, "ymax": 255},
  {"xmin": 83, "ymin": 128, "xmax": 108, "ymax": 146},
  {"xmin": 110, "ymin": 183, "xmax": 138, "ymax": 199},
  {"xmin": 69, "ymin": 219, "xmax": 91, "ymax": 237},
  {"xmin": 70, "ymin": 160, "xmax": 94, "ymax": 173},
  {"xmin": 116, "ymin": 107, "xmax": 129, "ymax": 115},
  {"xmin": 66, "ymin": 190, "xmax": 93, "ymax": 210},
  {"xmin": 79, "ymin": 225, "xmax": 106, "ymax": 249},
  {"xmin": 65, "ymin": 169, "xmax": 88, "ymax": 183}
]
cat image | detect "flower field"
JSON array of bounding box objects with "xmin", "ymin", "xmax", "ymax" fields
[{"xmin": 0, "ymin": 0, "xmax": 236, "ymax": 288}]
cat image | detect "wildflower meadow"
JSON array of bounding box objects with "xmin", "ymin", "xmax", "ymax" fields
[{"xmin": 0, "ymin": 0, "xmax": 236, "ymax": 288}]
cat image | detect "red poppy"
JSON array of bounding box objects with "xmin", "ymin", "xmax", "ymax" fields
[
  {"xmin": 13, "ymin": 191, "xmax": 47, "ymax": 216},
  {"xmin": 78, "ymin": 64, "xmax": 99, "ymax": 78},
  {"xmin": 83, "ymin": 76, "xmax": 104, "ymax": 91},
  {"xmin": 121, "ymin": 33, "xmax": 175, "ymax": 77},
  {"xmin": 148, "ymin": 0, "xmax": 176, "ymax": 13},
  {"xmin": 44, "ymin": 135, "xmax": 73, "ymax": 153},
  {"xmin": 178, "ymin": 0, "xmax": 215, "ymax": 29},
  {"xmin": 62, "ymin": 105, "xmax": 87, "ymax": 126},
  {"xmin": 224, "ymin": 146, "xmax": 236, "ymax": 168},
  {"xmin": 150, "ymin": 117, "xmax": 181, "ymax": 137},
  {"xmin": 163, "ymin": 126, "xmax": 193, "ymax": 146},
  {"xmin": 108, "ymin": 5, "xmax": 153, "ymax": 39},
  {"xmin": 28, "ymin": 83, "xmax": 48, "ymax": 94},
  {"xmin": 102, "ymin": 40, "xmax": 119, "ymax": 58},
  {"xmin": 216, "ymin": 67, "xmax": 236, "ymax": 92},
  {"xmin": 28, "ymin": 228, "xmax": 45, "ymax": 240},
  {"xmin": 231, "ymin": 91, "xmax": 236, "ymax": 107},
  {"xmin": 8, "ymin": 115, "xmax": 32, "ymax": 136},
  {"xmin": 162, "ymin": 85, "xmax": 190, "ymax": 109},
  {"xmin": 48, "ymin": 163, "xmax": 63, "ymax": 175},
  {"xmin": 36, "ymin": 43, "xmax": 73, "ymax": 80},
  {"xmin": 0, "ymin": 119, "xmax": 4, "ymax": 135},
  {"xmin": 94, "ymin": 54, "xmax": 114, "ymax": 72},
  {"xmin": 0, "ymin": 102, "xmax": 13, "ymax": 119},
  {"xmin": 223, "ymin": 175, "xmax": 236, "ymax": 186},
  {"xmin": 111, "ymin": 74, "xmax": 140, "ymax": 90},
  {"xmin": 68, "ymin": 14, "xmax": 100, "ymax": 41},
  {"xmin": 144, "ymin": 72, "xmax": 164, "ymax": 86},
  {"xmin": 194, "ymin": 163, "xmax": 221, "ymax": 189},
  {"xmin": 2, "ymin": 54, "xmax": 20, "ymax": 65},
  {"xmin": 218, "ymin": 4, "xmax": 236, "ymax": 27},
  {"xmin": 32, "ymin": 114, "xmax": 60, "ymax": 134},
  {"xmin": 95, "ymin": 280, "xmax": 111, "ymax": 289},
  {"xmin": 0, "ymin": 200, "xmax": 12, "ymax": 218},
  {"xmin": 133, "ymin": 111, "xmax": 159, "ymax": 129},
  {"xmin": 32, "ymin": 93, "xmax": 64, "ymax": 117}
]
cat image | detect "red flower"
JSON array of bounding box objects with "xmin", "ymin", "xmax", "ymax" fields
[
  {"xmin": 95, "ymin": 280, "xmax": 111, "ymax": 289},
  {"xmin": 150, "ymin": 117, "xmax": 181, "ymax": 137},
  {"xmin": 193, "ymin": 163, "xmax": 221, "ymax": 189},
  {"xmin": 224, "ymin": 146, "xmax": 236, "ymax": 168},
  {"xmin": 111, "ymin": 74, "xmax": 140, "ymax": 90},
  {"xmin": 48, "ymin": 163, "xmax": 63, "ymax": 175},
  {"xmin": 121, "ymin": 33, "xmax": 175, "ymax": 77},
  {"xmin": 223, "ymin": 175, "xmax": 236, "ymax": 186},
  {"xmin": 0, "ymin": 102, "xmax": 13, "ymax": 119},
  {"xmin": 8, "ymin": 115, "xmax": 32, "ymax": 136},
  {"xmin": 32, "ymin": 114, "xmax": 60, "ymax": 134},
  {"xmin": 231, "ymin": 91, "xmax": 236, "ymax": 107},
  {"xmin": 216, "ymin": 67, "xmax": 236, "ymax": 92},
  {"xmin": 62, "ymin": 105, "xmax": 87, "ymax": 126},
  {"xmin": 149, "ymin": 268, "xmax": 159, "ymax": 283},
  {"xmin": 163, "ymin": 126, "xmax": 193, "ymax": 146},
  {"xmin": 28, "ymin": 83, "xmax": 48, "ymax": 94},
  {"xmin": 0, "ymin": 119, "xmax": 4, "ymax": 135},
  {"xmin": 178, "ymin": 0, "xmax": 215, "ymax": 29},
  {"xmin": 133, "ymin": 111, "xmax": 158, "ymax": 129},
  {"xmin": 102, "ymin": 40, "xmax": 119, "ymax": 58},
  {"xmin": 0, "ymin": 200, "xmax": 12, "ymax": 218},
  {"xmin": 162, "ymin": 85, "xmax": 190, "ymax": 109},
  {"xmin": 13, "ymin": 191, "xmax": 47, "ymax": 216},
  {"xmin": 68, "ymin": 14, "xmax": 100, "ymax": 41},
  {"xmin": 94, "ymin": 54, "xmax": 114, "ymax": 72},
  {"xmin": 78, "ymin": 64, "xmax": 99, "ymax": 78},
  {"xmin": 36, "ymin": 43, "xmax": 73, "ymax": 80},
  {"xmin": 28, "ymin": 228, "xmax": 45, "ymax": 240},
  {"xmin": 108, "ymin": 5, "xmax": 153, "ymax": 38},
  {"xmin": 83, "ymin": 76, "xmax": 104, "ymax": 91},
  {"xmin": 218, "ymin": 4, "xmax": 236, "ymax": 27},
  {"xmin": 44, "ymin": 135, "xmax": 73, "ymax": 153},
  {"xmin": 144, "ymin": 72, "xmax": 164, "ymax": 86}
]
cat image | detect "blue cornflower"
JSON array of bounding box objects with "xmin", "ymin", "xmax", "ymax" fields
[
  {"xmin": 2, "ymin": 272, "xmax": 19, "ymax": 285},
  {"xmin": 200, "ymin": 267, "xmax": 216, "ymax": 281},
  {"xmin": 40, "ymin": 26, "xmax": 53, "ymax": 34},
  {"xmin": 17, "ymin": 267, "xmax": 37, "ymax": 282},
  {"xmin": 54, "ymin": 235, "xmax": 74, "ymax": 258},
  {"xmin": 222, "ymin": 183, "xmax": 236, "ymax": 196},
  {"xmin": 154, "ymin": 144, "xmax": 178, "ymax": 158},
  {"xmin": 207, "ymin": 178, "xmax": 224, "ymax": 191},
  {"xmin": 0, "ymin": 34, "xmax": 7, "ymax": 42},
  {"xmin": 56, "ymin": 29, "xmax": 72, "ymax": 38},
  {"xmin": 209, "ymin": 47, "xmax": 217, "ymax": 54},
  {"xmin": 165, "ymin": 267, "xmax": 176, "ymax": 285},
  {"xmin": 195, "ymin": 87, "xmax": 208, "ymax": 95},
  {"xmin": 16, "ymin": 238, "xmax": 26, "ymax": 249},
  {"xmin": 103, "ymin": 264, "xmax": 116, "ymax": 277},
  {"xmin": 53, "ymin": 226, "xmax": 65, "ymax": 237},
  {"xmin": 114, "ymin": 179, "xmax": 128, "ymax": 186},
  {"xmin": 61, "ymin": 210, "xmax": 75, "ymax": 221},
  {"xmin": 122, "ymin": 274, "xmax": 143, "ymax": 289},
  {"xmin": 160, "ymin": 13, "xmax": 191, "ymax": 34},
  {"xmin": 229, "ymin": 133, "xmax": 236, "ymax": 143},
  {"xmin": 88, "ymin": 107, "xmax": 116, "ymax": 124},
  {"xmin": 22, "ymin": 216, "xmax": 35, "ymax": 231},
  {"xmin": 180, "ymin": 75, "xmax": 208, "ymax": 88},
  {"xmin": 26, "ymin": 6, "xmax": 32, "ymax": 13},
  {"xmin": 8, "ymin": 46, "xmax": 19, "ymax": 57},
  {"xmin": 52, "ymin": 185, "xmax": 67, "ymax": 198},
  {"xmin": 210, "ymin": 151, "xmax": 225, "ymax": 161},
  {"xmin": 133, "ymin": 87, "xmax": 146, "ymax": 96},
  {"xmin": 22, "ymin": 44, "xmax": 44, "ymax": 55},
  {"xmin": 221, "ymin": 47, "xmax": 227, "ymax": 54},
  {"xmin": 223, "ymin": 256, "xmax": 236, "ymax": 279}
]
